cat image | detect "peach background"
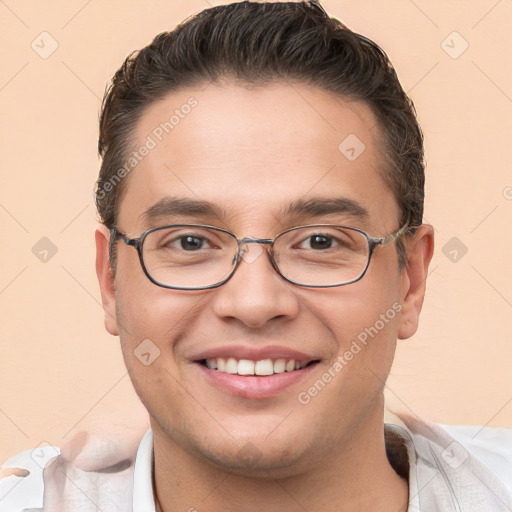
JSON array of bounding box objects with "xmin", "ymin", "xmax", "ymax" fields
[{"xmin": 1, "ymin": 0, "xmax": 511, "ymax": 463}]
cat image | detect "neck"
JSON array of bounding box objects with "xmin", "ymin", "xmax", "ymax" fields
[{"xmin": 152, "ymin": 402, "xmax": 409, "ymax": 512}]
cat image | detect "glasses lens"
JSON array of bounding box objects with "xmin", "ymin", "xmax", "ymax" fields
[
  {"xmin": 141, "ymin": 225, "xmax": 238, "ymax": 289},
  {"xmin": 273, "ymin": 226, "xmax": 370, "ymax": 286}
]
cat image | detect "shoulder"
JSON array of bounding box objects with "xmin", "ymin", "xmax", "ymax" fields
[
  {"xmin": 1, "ymin": 429, "xmax": 151, "ymax": 512},
  {"xmin": 390, "ymin": 411, "xmax": 512, "ymax": 510},
  {"xmin": 0, "ymin": 444, "xmax": 60, "ymax": 512},
  {"xmin": 437, "ymin": 422, "xmax": 512, "ymax": 494}
]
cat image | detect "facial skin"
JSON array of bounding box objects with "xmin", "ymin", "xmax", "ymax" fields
[{"xmin": 96, "ymin": 82, "xmax": 433, "ymax": 512}]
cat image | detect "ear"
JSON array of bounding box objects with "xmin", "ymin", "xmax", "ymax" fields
[
  {"xmin": 95, "ymin": 224, "xmax": 119, "ymax": 336},
  {"xmin": 397, "ymin": 224, "xmax": 434, "ymax": 340}
]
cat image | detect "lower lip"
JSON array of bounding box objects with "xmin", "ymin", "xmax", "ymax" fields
[{"xmin": 195, "ymin": 362, "xmax": 318, "ymax": 399}]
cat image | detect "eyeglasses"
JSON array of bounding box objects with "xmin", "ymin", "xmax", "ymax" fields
[{"xmin": 111, "ymin": 222, "xmax": 410, "ymax": 290}]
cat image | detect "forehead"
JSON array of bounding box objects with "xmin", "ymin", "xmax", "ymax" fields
[{"xmin": 118, "ymin": 82, "xmax": 398, "ymax": 232}]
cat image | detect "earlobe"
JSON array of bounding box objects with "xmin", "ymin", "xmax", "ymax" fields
[
  {"xmin": 95, "ymin": 224, "xmax": 119, "ymax": 336},
  {"xmin": 397, "ymin": 224, "xmax": 434, "ymax": 340}
]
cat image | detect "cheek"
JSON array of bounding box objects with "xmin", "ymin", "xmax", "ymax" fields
[
  {"xmin": 296, "ymin": 253, "xmax": 403, "ymax": 389},
  {"xmin": 293, "ymin": 284, "xmax": 402, "ymax": 443},
  {"xmin": 116, "ymin": 289, "xmax": 201, "ymax": 343},
  {"xmin": 303, "ymin": 275, "xmax": 402, "ymax": 350},
  {"xmin": 113, "ymin": 280, "xmax": 203, "ymax": 411},
  {"xmin": 113, "ymin": 259, "xmax": 207, "ymax": 365}
]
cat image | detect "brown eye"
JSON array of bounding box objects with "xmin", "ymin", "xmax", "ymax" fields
[
  {"xmin": 306, "ymin": 234, "xmax": 334, "ymax": 250},
  {"xmin": 176, "ymin": 235, "xmax": 205, "ymax": 251}
]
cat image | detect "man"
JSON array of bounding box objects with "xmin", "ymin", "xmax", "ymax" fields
[{"xmin": 1, "ymin": 1, "xmax": 511, "ymax": 511}]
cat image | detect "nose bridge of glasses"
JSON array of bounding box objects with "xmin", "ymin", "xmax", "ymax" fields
[
  {"xmin": 233, "ymin": 237, "xmax": 274, "ymax": 264},
  {"xmin": 238, "ymin": 237, "xmax": 273, "ymax": 247}
]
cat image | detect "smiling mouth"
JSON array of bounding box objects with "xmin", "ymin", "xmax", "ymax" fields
[{"xmin": 198, "ymin": 358, "xmax": 319, "ymax": 376}]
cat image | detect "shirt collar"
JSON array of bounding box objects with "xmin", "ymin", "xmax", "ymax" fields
[
  {"xmin": 385, "ymin": 422, "xmax": 421, "ymax": 512},
  {"xmin": 132, "ymin": 429, "xmax": 155, "ymax": 512}
]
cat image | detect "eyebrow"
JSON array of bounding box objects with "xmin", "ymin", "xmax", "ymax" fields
[
  {"xmin": 140, "ymin": 195, "xmax": 369, "ymax": 225},
  {"xmin": 282, "ymin": 197, "xmax": 369, "ymax": 222},
  {"xmin": 141, "ymin": 197, "xmax": 226, "ymax": 224}
]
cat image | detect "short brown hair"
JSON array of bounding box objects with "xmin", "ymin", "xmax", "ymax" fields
[{"xmin": 96, "ymin": 1, "xmax": 424, "ymax": 270}]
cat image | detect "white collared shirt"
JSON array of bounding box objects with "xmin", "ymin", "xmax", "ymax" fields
[{"xmin": 1, "ymin": 414, "xmax": 511, "ymax": 511}]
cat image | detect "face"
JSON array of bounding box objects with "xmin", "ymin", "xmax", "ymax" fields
[{"xmin": 96, "ymin": 82, "xmax": 433, "ymax": 476}]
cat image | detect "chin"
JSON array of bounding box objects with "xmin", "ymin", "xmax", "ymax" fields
[{"xmin": 201, "ymin": 443, "xmax": 309, "ymax": 479}]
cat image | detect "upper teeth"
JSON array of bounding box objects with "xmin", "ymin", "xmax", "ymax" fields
[{"xmin": 205, "ymin": 358, "xmax": 308, "ymax": 376}]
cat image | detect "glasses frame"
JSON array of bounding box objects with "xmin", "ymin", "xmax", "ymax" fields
[{"xmin": 111, "ymin": 221, "xmax": 411, "ymax": 291}]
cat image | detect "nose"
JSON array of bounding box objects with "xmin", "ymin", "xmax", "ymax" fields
[{"xmin": 210, "ymin": 242, "xmax": 301, "ymax": 329}]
